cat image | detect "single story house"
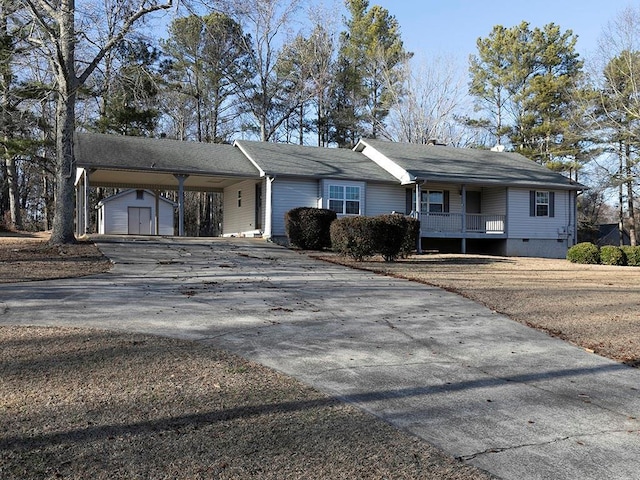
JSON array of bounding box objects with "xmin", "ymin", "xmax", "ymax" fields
[
  {"xmin": 75, "ymin": 133, "xmax": 584, "ymax": 258},
  {"xmin": 96, "ymin": 189, "xmax": 176, "ymax": 235}
]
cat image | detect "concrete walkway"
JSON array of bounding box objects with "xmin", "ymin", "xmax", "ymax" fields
[{"xmin": 1, "ymin": 236, "xmax": 639, "ymax": 479}]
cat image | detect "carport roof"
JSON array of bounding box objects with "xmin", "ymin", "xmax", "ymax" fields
[{"xmin": 76, "ymin": 133, "xmax": 260, "ymax": 191}]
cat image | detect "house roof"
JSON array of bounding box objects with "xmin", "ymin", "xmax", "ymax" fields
[
  {"xmin": 234, "ymin": 140, "xmax": 399, "ymax": 183},
  {"xmin": 355, "ymin": 138, "xmax": 585, "ymax": 190},
  {"xmin": 75, "ymin": 133, "xmax": 260, "ymax": 191}
]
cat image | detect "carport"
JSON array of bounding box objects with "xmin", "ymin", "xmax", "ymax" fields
[{"xmin": 74, "ymin": 133, "xmax": 261, "ymax": 236}]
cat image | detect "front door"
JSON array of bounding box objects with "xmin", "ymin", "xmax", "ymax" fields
[
  {"xmin": 466, "ymin": 191, "xmax": 481, "ymax": 231},
  {"xmin": 128, "ymin": 207, "xmax": 152, "ymax": 235},
  {"xmin": 466, "ymin": 191, "xmax": 481, "ymax": 214}
]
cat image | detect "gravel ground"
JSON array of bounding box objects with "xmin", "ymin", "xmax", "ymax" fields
[{"xmin": 0, "ymin": 234, "xmax": 492, "ymax": 479}]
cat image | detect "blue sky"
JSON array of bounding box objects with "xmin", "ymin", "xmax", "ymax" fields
[{"xmin": 370, "ymin": 0, "xmax": 631, "ymax": 63}]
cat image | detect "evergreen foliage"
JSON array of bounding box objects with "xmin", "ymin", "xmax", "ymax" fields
[
  {"xmin": 284, "ymin": 207, "xmax": 337, "ymax": 250},
  {"xmin": 566, "ymin": 242, "xmax": 601, "ymax": 264},
  {"xmin": 600, "ymin": 245, "xmax": 626, "ymax": 266},
  {"xmin": 622, "ymin": 246, "xmax": 640, "ymax": 266}
]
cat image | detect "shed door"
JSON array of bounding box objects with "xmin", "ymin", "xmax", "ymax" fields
[{"xmin": 128, "ymin": 207, "xmax": 152, "ymax": 235}]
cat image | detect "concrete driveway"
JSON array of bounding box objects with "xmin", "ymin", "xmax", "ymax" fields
[{"xmin": 1, "ymin": 236, "xmax": 639, "ymax": 479}]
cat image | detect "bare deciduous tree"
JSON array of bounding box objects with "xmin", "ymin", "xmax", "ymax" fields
[{"xmin": 20, "ymin": 0, "xmax": 173, "ymax": 244}]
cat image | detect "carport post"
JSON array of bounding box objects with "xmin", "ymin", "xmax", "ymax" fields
[
  {"xmin": 175, "ymin": 174, "xmax": 189, "ymax": 236},
  {"xmin": 415, "ymin": 182, "xmax": 422, "ymax": 254}
]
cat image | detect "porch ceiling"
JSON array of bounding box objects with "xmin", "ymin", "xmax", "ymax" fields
[{"xmin": 86, "ymin": 168, "xmax": 254, "ymax": 192}]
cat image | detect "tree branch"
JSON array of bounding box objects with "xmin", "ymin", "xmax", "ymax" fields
[{"xmin": 77, "ymin": 0, "xmax": 173, "ymax": 85}]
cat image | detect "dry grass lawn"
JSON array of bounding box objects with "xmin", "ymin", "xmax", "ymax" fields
[
  {"xmin": 3, "ymin": 231, "xmax": 640, "ymax": 478},
  {"xmin": 0, "ymin": 233, "xmax": 492, "ymax": 479}
]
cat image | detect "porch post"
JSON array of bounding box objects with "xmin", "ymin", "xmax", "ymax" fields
[
  {"xmin": 264, "ymin": 176, "xmax": 274, "ymax": 239},
  {"xmin": 174, "ymin": 174, "xmax": 189, "ymax": 236},
  {"xmin": 83, "ymin": 169, "xmax": 90, "ymax": 235},
  {"xmin": 154, "ymin": 190, "xmax": 160, "ymax": 236},
  {"xmin": 461, "ymin": 184, "xmax": 466, "ymax": 254},
  {"xmin": 75, "ymin": 179, "xmax": 81, "ymax": 237},
  {"xmin": 415, "ymin": 182, "xmax": 422, "ymax": 254}
]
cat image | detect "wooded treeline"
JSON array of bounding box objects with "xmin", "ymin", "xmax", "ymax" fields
[{"xmin": 2, "ymin": 0, "xmax": 640, "ymax": 243}]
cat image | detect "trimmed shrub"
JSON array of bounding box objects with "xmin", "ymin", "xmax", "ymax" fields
[
  {"xmin": 285, "ymin": 207, "xmax": 337, "ymax": 250},
  {"xmin": 600, "ymin": 245, "xmax": 626, "ymax": 266},
  {"xmin": 372, "ymin": 214, "xmax": 408, "ymax": 262},
  {"xmin": 401, "ymin": 217, "xmax": 421, "ymax": 258},
  {"xmin": 566, "ymin": 242, "xmax": 600, "ymax": 264},
  {"xmin": 330, "ymin": 214, "xmax": 419, "ymax": 262},
  {"xmin": 622, "ymin": 245, "xmax": 640, "ymax": 266},
  {"xmin": 330, "ymin": 216, "xmax": 377, "ymax": 261}
]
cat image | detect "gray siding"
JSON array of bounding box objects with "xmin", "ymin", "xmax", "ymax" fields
[
  {"xmin": 481, "ymin": 187, "xmax": 506, "ymax": 215},
  {"xmin": 99, "ymin": 189, "xmax": 174, "ymax": 235},
  {"xmin": 508, "ymin": 188, "xmax": 573, "ymax": 239},
  {"xmin": 365, "ymin": 183, "xmax": 406, "ymax": 215},
  {"xmin": 271, "ymin": 178, "xmax": 320, "ymax": 237}
]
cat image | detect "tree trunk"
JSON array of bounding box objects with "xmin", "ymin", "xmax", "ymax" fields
[
  {"xmin": 49, "ymin": 0, "xmax": 77, "ymax": 245},
  {"xmin": 626, "ymin": 141, "xmax": 637, "ymax": 246},
  {"xmin": 0, "ymin": 2, "xmax": 20, "ymax": 230}
]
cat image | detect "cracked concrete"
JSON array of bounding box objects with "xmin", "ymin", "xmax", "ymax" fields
[{"xmin": 2, "ymin": 236, "xmax": 640, "ymax": 479}]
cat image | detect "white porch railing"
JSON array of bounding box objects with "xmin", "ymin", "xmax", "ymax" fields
[{"xmin": 420, "ymin": 213, "xmax": 506, "ymax": 234}]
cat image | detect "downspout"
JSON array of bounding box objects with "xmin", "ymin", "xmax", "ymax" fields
[{"xmin": 263, "ymin": 176, "xmax": 274, "ymax": 239}]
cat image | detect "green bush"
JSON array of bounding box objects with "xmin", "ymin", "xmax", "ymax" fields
[
  {"xmin": 566, "ymin": 242, "xmax": 600, "ymax": 264},
  {"xmin": 622, "ymin": 245, "xmax": 640, "ymax": 266},
  {"xmin": 600, "ymin": 245, "xmax": 626, "ymax": 266},
  {"xmin": 284, "ymin": 207, "xmax": 337, "ymax": 250},
  {"xmin": 401, "ymin": 216, "xmax": 421, "ymax": 258},
  {"xmin": 330, "ymin": 216, "xmax": 377, "ymax": 260},
  {"xmin": 330, "ymin": 214, "xmax": 419, "ymax": 262},
  {"xmin": 372, "ymin": 214, "xmax": 408, "ymax": 262}
]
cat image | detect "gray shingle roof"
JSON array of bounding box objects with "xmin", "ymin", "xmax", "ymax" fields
[
  {"xmin": 357, "ymin": 138, "xmax": 585, "ymax": 190},
  {"xmin": 234, "ymin": 140, "xmax": 399, "ymax": 183},
  {"xmin": 76, "ymin": 132, "xmax": 259, "ymax": 177}
]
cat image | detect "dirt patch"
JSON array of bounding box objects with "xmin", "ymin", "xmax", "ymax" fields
[
  {"xmin": 0, "ymin": 232, "xmax": 112, "ymax": 283},
  {"xmin": 313, "ymin": 252, "xmax": 640, "ymax": 368}
]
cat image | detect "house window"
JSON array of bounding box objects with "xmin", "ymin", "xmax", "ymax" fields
[
  {"xmin": 413, "ymin": 190, "xmax": 446, "ymax": 213},
  {"xmin": 329, "ymin": 185, "xmax": 361, "ymax": 215},
  {"xmin": 136, "ymin": 190, "xmax": 144, "ymax": 200},
  {"xmin": 536, "ymin": 191, "xmax": 549, "ymax": 217},
  {"xmin": 237, "ymin": 190, "xmax": 242, "ymax": 208},
  {"xmin": 424, "ymin": 191, "xmax": 444, "ymax": 213}
]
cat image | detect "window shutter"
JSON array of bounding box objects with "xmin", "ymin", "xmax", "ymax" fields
[
  {"xmin": 529, "ymin": 190, "xmax": 536, "ymax": 217},
  {"xmin": 444, "ymin": 190, "xmax": 450, "ymax": 213},
  {"xmin": 549, "ymin": 192, "xmax": 555, "ymax": 217},
  {"xmin": 406, "ymin": 189, "xmax": 413, "ymax": 214}
]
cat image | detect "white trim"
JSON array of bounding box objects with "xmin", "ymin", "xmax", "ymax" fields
[
  {"xmin": 234, "ymin": 141, "xmax": 266, "ymax": 177},
  {"xmin": 264, "ymin": 176, "xmax": 274, "ymax": 238},
  {"xmin": 355, "ymin": 139, "xmax": 415, "ymax": 184}
]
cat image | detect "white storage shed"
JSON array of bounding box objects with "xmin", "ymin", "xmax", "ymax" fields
[{"xmin": 97, "ymin": 189, "xmax": 176, "ymax": 235}]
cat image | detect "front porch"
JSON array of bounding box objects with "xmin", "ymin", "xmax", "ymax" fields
[{"xmin": 420, "ymin": 212, "xmax": 507, "ymax": 238}]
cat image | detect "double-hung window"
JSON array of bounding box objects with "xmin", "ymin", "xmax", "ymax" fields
[
  {"xmin": 329, "ymin": 185, "xmax": 361, "ymax": 215},
  {"xmin": 424, "ymin": 191, "xmax": 444, "ymax": 213},
  {"xmin": 414, "ymin": 190, "xmax": 445, "ymax": 213},
  {"xmin": 535, "ymin": 191, "xmax": 549, "ymax": 217}
]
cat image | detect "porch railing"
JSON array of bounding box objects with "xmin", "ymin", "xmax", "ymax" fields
[{"xmin": 420, "ymin": 213, "xmax": 505, "ymax": 234}]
